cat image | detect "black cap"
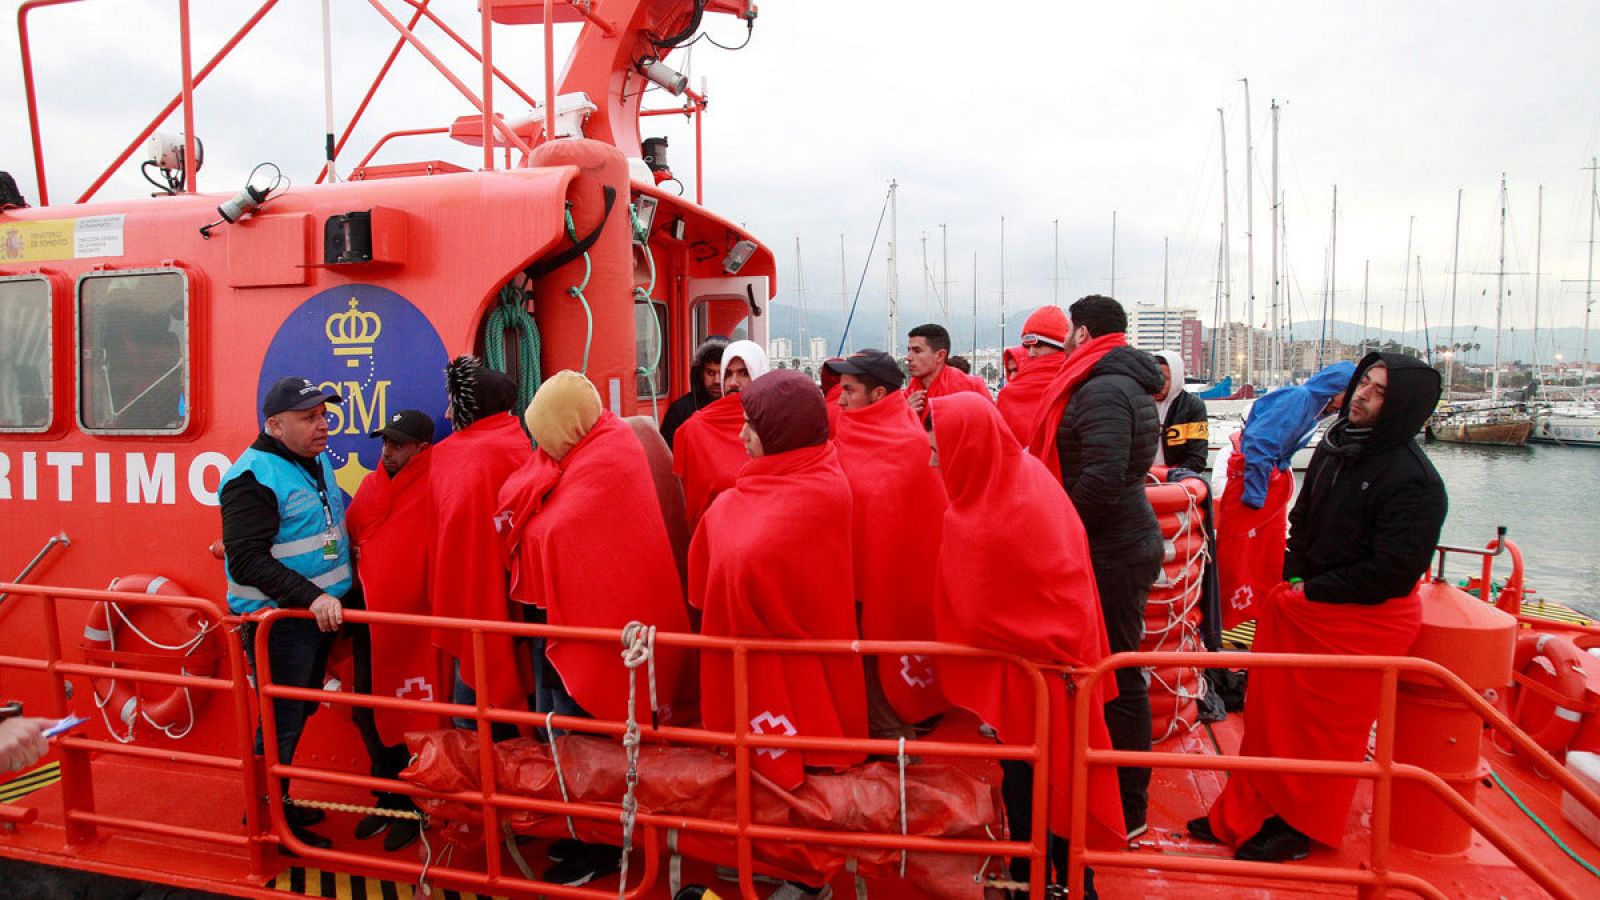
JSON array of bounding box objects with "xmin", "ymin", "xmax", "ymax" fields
[
  {"xmin": 369, "ymin": 409, "xmax": 435, "ymax": 444},
  {"xmin": 824, "ymin": 349, "xmax": 905, "ymax": 390},
  {"xmin": 262, "ymin": 376, "xmax": 343, "ymax": 417}
]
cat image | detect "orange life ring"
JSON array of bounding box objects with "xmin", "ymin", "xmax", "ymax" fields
[
  {"xmin": 1511, "ymin": 632, "xmax": 1589, "ymax": 756},
  {"xmin": 80, "ymin": 574, "xmax": 219, "ymax": 741}
]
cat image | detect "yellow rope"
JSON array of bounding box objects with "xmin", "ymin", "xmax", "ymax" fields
[{"xmin": 284, "ymin": 797, "xmax": 424, "ymax": 821}]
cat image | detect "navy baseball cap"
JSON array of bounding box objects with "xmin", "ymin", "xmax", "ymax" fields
[
  {"xmin": 262, "ymin": 376, "xmax": 343, "ymax": 417},
  {"xmin": 824, "ymin": 349, "xmax": 905, "ymax": 390},
  {"xmin": 369, "ymin": 409, "xmax": 435, "ymax": 443}
]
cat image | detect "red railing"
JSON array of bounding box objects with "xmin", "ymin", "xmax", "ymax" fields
[{"xmin": 1068, "ymin": 649, "xmax": 1600, "ymax": 900}]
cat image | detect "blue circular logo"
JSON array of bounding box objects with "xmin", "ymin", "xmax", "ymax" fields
[{"xmin": 257, "ymin": 284, "xmax": 451, "ymax": 497}]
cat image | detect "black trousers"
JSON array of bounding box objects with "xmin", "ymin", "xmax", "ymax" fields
[{"xmin": 1091, "ymin": 536, "xmax": 1164, "ymax": 831}]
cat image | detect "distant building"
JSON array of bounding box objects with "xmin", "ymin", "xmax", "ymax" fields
[
  {"xmin": 809, "ymin": 336, "xmax": 828, "ymax": 361},
  {"xmin": 1130, "ymin": 304, "xmax": 1195, "ymax": 352},
  {"xmin": 770, "ymin": 337, "xmax": 792, "ymax": 360}
]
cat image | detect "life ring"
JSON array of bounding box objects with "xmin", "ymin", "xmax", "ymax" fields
[
  {"xmin": 1511, "ymin": 632, "xmax": 1589, "ymax": 756},
  {"xmin": 80, "ymin": 574, "xmax": 219, "ymax": 742}
]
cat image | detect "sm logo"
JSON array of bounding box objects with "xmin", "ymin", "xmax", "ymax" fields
[{"xmin": 258, "ymin": 285, "xmax": 450, "ymax": 497}]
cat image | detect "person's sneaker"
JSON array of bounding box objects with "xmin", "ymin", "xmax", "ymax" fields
[
  {"xmin": 547, "ymin": 837, "xmax": 585, "ymax": 862},
  {"xmin": 288, "ymin": 822, "xmax": 332, "ymax": 850},
  {"xmin": 1234, "ymin": 816, "xmax": 1310, "ymax": 863},
  {"xmin": 715, "ymin": 866, "xmax": 783, "ymax": 886},
  {"xmin": 1125, "ymin": 822, "xmax": 1149, "ymax": 840},
  {"xmin": 543, "ymin": 843, "xmax": 621, "ymax": 886},
  {"xmin": 382, "ymin": 817, "xmax": 420, "ymax": 853},
  {"xmin": 284, "ymin": 803, "xmax": 325, "ymax": 828},
  {"xmin": 1186, "ymin": 815, "xmax": 1224, "ymax": 845},
  {"xmin": 354, "ymin": 812, "xmax": 390, "ymax": 840},
  {"xmin": 767, "ymin": 883, "xmax": 833, "ymax": 900}
]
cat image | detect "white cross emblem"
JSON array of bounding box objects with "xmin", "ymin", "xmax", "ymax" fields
[
  {"xmin": 900, "ymin": 654, "xmax": 935, "ymax": 688},
  {"xmin": 1229, "ymin": 585, "xmax": 1255, "ymax": 611},
  {"xmin": 750, "ymin": 710, "xmax": 798, "ymax": 759},
  {"xmin": 396, "ymin": 676, "xmax": 435, "ymax": 703}
]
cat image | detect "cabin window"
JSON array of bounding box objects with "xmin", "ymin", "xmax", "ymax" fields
[
  {"xmin": 0, "ymin": 277, "xmax": 52, "ymax": 432},
  {"xmin": 692, "ymin": 296, "xmax": 750, "ymax": 347},
  {"xmin": 635, "ymin": 299, "xmax": 669, "ymax": 398},
  {"xmin": 77, "ymin": 270, "xmax": 190, "ymax": 434}
]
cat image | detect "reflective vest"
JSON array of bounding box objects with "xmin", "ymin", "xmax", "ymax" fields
[{"xmin": 220, "ymin": 448, "xmax": 352, "ymax": 614}]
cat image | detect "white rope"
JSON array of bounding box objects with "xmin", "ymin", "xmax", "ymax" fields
[
  {"xmin": 897, "ymin": 735, "xmax": 909, "ymax": 878},
  {"xmin": 617, "ymin": 621, "xmax": 655, "ymax": 897},
  {"xmin": 100, "ymin": 597, "xmax": 215, "ymax": 741},
  {"xmin": 1146, "ymin": 486, "xmax": 1213, "ymax": 742},
  {"xmin": 544, "ymin": 714, "xmax": 580, "ymax": 840}
]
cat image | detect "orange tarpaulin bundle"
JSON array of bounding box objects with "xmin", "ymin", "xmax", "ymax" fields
[{"xmin": 403, "ymin": 730, "xmax": 1001, "ymax": 897}]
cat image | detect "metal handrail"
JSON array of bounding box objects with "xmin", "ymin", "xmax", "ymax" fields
[
  {"xmin": 1068, "ymin": 650, "xmax": 1600, "ymax": 900},
  {"xmin": 0, "ymin": 532, "xmax": 69, "ymax": 608}
]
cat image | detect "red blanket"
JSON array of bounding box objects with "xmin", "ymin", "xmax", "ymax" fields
[
  {"xmin": 824, "ymin": 383, "xmax": 843, "ymax": 437},
  {"xmin": 908, "ymin": 363, "xmax": 989, "ymax": 410},
  {"xmin": 429, "ymin": 413, "xmax": 533, "ymax": 709},
  {"xmin": 689, "ymin": 442, "xmax": 867, "ymax": 789},
  {"xmin": 496, "ymin": 413, "xmax": 690, "ymax": 724},
  {"xmin": 832, "ymin": 391, "xmax": 949, "ymax": 723},
  {"xmin": 671, "ymin": 393, "xmax": 748, "ymax": 531},
  {"xmin": 930, "ymin": 393, "xmax": 1124, "ymax": 843},
  {"xmin": 1207, "ymin": 582, "xmax": 1422, "ymax": 847},
  {"xmin": 1024, "ymin": 333, "xmax": 1127, "ymax": 477},
  {"xmin": 346, "ymin": 451, "xmax": 447, "ymax": 745},
  {"xmin": 996, "ymin": 351, "xmax": 1067, "ymax": 445},
  {"xmin": 1214, "ymin": 433, "xmax": 1293, "ymax": 630}
]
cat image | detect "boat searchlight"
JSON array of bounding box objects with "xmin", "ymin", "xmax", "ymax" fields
[{"xmin": 638, "ymin": 58, "xmax": 688, "ymax": 95}]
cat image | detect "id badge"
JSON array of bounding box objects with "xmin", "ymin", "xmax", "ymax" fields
[{"xmin": 322, "ymin": 530, "xmax": 340, "ymax": 561}]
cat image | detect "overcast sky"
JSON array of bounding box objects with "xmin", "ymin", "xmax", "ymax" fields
[{"xmin": 4, "ymin": 0, "xmax": 1598, "ymax": 345}]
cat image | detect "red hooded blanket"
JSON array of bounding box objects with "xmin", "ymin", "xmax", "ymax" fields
[
  {"xmin": 689, "ymin": 442, "xmax": 868, "ymax": 789},
  {"xmin": 346, "ymin": 450, "xmax": 446, "ymax": 745},
  {"xmin": 1206, "ymin": 582, "xmax": 1422, "ymax": 847},
  {"xmin": 1025, "ymin": 332, "xmax": 1126, "ymax": 478},
  {"xmin": 996, "ymin": 351, "xmax": 1067, "ymax": 446},
  {"xmin": 907, "ymin": 362, "xmax": 989, "ymax": 411},
  {"xmin": 428, "ymin": 413, "xmax": 533, "ymax": 709},
  {"xmin": 1214, "ymin": 432, "xmax": 1293, "ymax": 630},
  {"xmin": 496, "ymin": 413, "xmax": 690, "ymax": 724},
  {"xmin": 931, "ymin": 393, "xmax": 1124, "ymax": 844},
  {"xmin": 671, "ymin": 393, "xmax": 748, "ymax": 531},
  {"xmin": 824, "ymin": 383, "xmax": 843, "ymax": 436},
  {"xmin": 832, "ymin": 391, "xmax": 949, "ymax": 723}
]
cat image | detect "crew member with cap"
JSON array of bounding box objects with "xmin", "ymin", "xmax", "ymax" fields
[
  {"xmin": 1192, "ymin": 353, "xmax": 1446, "ymax": 862},
  {"xmin": 905, "ymin": 323, "xmax": 987, "ymax": 417},
  {"xmin": 220, "ymin": 376, "xmax": 357, "ymax": 849},
  {"xmin": 929, "ymin": 393, "xmax": 1124, "ymax": 891},
  {"xmin": 690, "ymin": 370, "xmax": 867, "ymax": 793},
  {"xmin": 825, "ymin": 350, "xmax": 948, "ymax": 737},
  {"xmin": 344, "ymin": 409, "xmax": 440, "ymax": 851},
  {"xmin": 497, "ymin": 371, "xmax": 692, "ymax": 886},
  {"xmin": 659, "ymin": 335, "xmax": 730, "ymax": 449},
  {"xmin": 997, "ymin": 306, "xmax": 1071, "ymax": 444},
  {"xmin": 671, "ymin": 340, "xmax": 769, "ymax": 530},
  {"xmin": 1151, "ymin": 351, "xmax": 1209, "ymax": 471},
  {"xmin": 430, "ymin": 357, "xmax": 533, "ymax": 732}
]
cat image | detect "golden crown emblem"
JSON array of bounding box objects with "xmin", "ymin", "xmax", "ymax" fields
[{"xmin": 326, "ymin": 298, "xmax": 382, "ymax": 368}]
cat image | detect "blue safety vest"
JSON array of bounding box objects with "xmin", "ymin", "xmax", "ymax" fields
[{"xmin": 220, "ymin": 448, "xmax": 352, "ymax": 614}]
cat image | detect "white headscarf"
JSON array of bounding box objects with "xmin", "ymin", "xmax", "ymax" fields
[
  {"xmin": 720, "ymin": 340, "xmax": 770, "ymax": 383},
  {"xmin": 1153, "ymin": 350, "xmax": 1186, "ymax": 425}
]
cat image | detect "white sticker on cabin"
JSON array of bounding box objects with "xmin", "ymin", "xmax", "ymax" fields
[{"xmin": 74, "ymin": 215, "xmax": 125, "ymax": 258}]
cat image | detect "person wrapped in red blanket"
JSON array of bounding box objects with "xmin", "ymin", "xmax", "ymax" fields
[
  {"xmin": 825, "ymin": 349, "xmax": 949, "ymax": 735},
  {"xmin": 689, "ymin": 369, "xmax": 868, "ymax": 794},
  {"xmin": 996, "ymin": 306, "xmax": 1071, "ymax": 445},
  {"xmin": 430, "ymin": 357, "xmax": 533, "ymax": 721},
  {"xmin": 671, "ymin": 340, "xmax": 769, "ymax": 531},
  {"xmin": 930, "ymin": 392, "xmax": 1125, "ymax": 892},
  {"xmin": 905, "ymin": 323, "xmax": 988, "ymax": 419},
  {"xmin": 1192, "ymin": 353, "xmax": 1446, "ymax": 862}
]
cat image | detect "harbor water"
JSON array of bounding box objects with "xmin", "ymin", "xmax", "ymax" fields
[{"xmin": 1418, "ymin": 442, "xmax": 1600, "ymax": 617}]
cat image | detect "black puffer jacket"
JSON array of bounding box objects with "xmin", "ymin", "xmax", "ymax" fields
[
  {"xmin": 1285, "ymin": 352, "xmax": 1447, "ymax": 604},
  {"xmin": 1054, "ymin": 344, "xmax": 1164, "ymax": 556},
  {"xmin": 660, "ymin": 336, "xmax": 731, "ymax": 448}
]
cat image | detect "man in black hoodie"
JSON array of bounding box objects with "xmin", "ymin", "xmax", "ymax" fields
[
  {"xmin": 659, "ymin": 336, "xmax": 730, "ymax": 448},
  {"xmin": 1191, "ymin": 353, "xmax": 1446, "ymax": 862},
  {"xmin": 1053, "ymin": 295, "xmax": 1166, "ymax": 836}
]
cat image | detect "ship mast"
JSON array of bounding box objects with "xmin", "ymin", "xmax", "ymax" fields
[
  {"xmin": 886, "ymin": 179, "xmax": 899, "ymax": 350},
  {"xmin": 1400, "ymin": 216, "xmax": 1414, "ymax": 349},
  {"xmin": 838, "ymin": 234, "xmax": 849, "ymax": 355},
  {"xmin": 999, "ymin": 216, "xmax": 1008, "ymax": 349},
  {"xmin": 1329, "ymin": 185, "xmax": 1338, "ymax": 367},
  {"xmin": 1447, "ymin": 189, "xmax": 1462, "ymax": 396},
  {"xmin": 1242, "ymin": 79, "xmax": 1256, "ymax": 388},
  {"xmin": 794, "ymin": 236, "xmax": 808, "ymax": 358},
  {"xmin": 1218, "ymin": 108, "xmax": 1233, "ymax": 379},
  {"xmin": 972, "ymin": 251, "xmax": 979, "ymax": 357},
  {"xmin": 1109, "ymin": 211, "xmax": 1117, "ymax": 295},
  {"xmin": 1493, "ymin": 173, "xmax": 1507, "ymax": 401},
  {"xmin": 1270, "ymin": 99, "xmax": 1281, "ymax": 385},
  {"xmin": 1533, "ymin": 184, "xmax": 1543, "ymax": 380},
  {"xmin": 1584, "ymin": 158, "xmax": 1598, "ymax": 400}
]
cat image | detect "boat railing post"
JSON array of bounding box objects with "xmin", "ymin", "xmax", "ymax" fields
[
  {"xmin": 1369, "ymin": 666, "xmax": 1399, "ymax": 898},
  {"xmin": 39, "ymin": 587, "xmax": 98, "ymax": 845},
  {"xmin": 178, "ymin": 0, "xmax": 198, "ymax": 193},
  {"xmin": 470, "ymin": 627, "xmax": 504, "ymax": 883},
  {"xmin": 732, "ymin": 643, "xmax": 757, "ymax": 899}
]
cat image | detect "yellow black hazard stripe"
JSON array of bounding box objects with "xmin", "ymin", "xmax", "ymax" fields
[
  {"xmin": 0, "ymin": 760, "xmax": 61, "ymax": 804},
  {"xmin": 1221, "ymin": 620, "xmax": 1256, "ymax": 651},
  {"xmin": 268, "ymin": 867, "xmax": 502, "ymax": 900}
]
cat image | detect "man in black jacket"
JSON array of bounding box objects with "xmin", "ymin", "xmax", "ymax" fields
[
  {"xmin": 1191, "ymin": 353, "xmax": 1446, "ymax": 862},
  {"xmin": 1153, "ymin": 350, "xmax": 1209, "ymax": 471},
  {"xmin": 659, "ymin": 336, "xmax": 729, "ymax": 448},
  {"xmin": 1053, "ymin": 295, "xmax": 1165, "ymax": 836}
]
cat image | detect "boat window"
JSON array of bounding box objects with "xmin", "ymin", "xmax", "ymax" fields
[
  {"xmin": 691, "ymin": 296, "xmax": 750, "ymax": 347},
  {"xmin": 0, "ymin": 276, "xmax": 52, "ymax": 432},
  {"xmin": 77, "ymin": 270, "xmax": 190, "ymax": 434},
  {"xmin": 635, "ymin": 299, "xmax": 669, "ymax": 399}
]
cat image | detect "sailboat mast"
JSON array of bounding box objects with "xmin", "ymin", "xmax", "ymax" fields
[
  {"xmin": 1110, "ymin": 211, "xmax": 1118, "ymax": 294},
  {"xmin": 1362, "ymin": 260, "xmax": 1370, "ymax": 358},
  {"xmin": 1329, "ymin": 185, "xmax": 1338, "ymax": 365},
  {"xmin": 887, "ymin": 179, "xmax": 900, "ymax": 351},
  {"xmin": 838, "ymin": 234, "xmax": 849, "ymax": 354},
  {"xmin": 1053, "ymin": 219, "xmax": 1060, "ymax": 306},
  {"xmin": 1448, "ymin": 189, "xmax": 1462, "ymax": 396},
  {"xmin": 1534, "ymin": 184, "xmax": 1543, "ymax": 379},
  {"xmin": 1163, "ymin": 236, "xmax": 1170, "ymax": 341},
  {"xmin": 941, "ymin": 223, "xmax": 950, "ymax": 325},
  {"xmin": 1400, "ymin": 216, "xmax": 1414, "ymax": 347},
  {"xmin": 1242, "ymin": 78, "xmax": 1256, "ymax": 388},
  {"xmin": 1494, "ymin": 173, "xmax": 1507, "ymax": 401},
  {"xmin": 1584, "ymin": 157, "xmax": 1597, "ymax": 399},
  {"xmin": 1270, "ymin": 99, "xmax": 1281, "ymax": 385},
  {"xmin": 1000, "ymin": 216, "xmax": 1008, "ymax": 349},
  {"xmin": 1218, "ymin": 108, "xmax": 1233, "ymax": 379},
  {"xmin": 972, "ymin": 251, "xmax": 979, "ymax": 358},
  {"xmin": 794, "ymin": 236, "xmax": 808, "ymax": 355}
]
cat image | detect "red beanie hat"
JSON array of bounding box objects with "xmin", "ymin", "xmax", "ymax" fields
[{"xmin": 1020, "ymin": 306, "xmax": 1068, "ymax": 349}]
